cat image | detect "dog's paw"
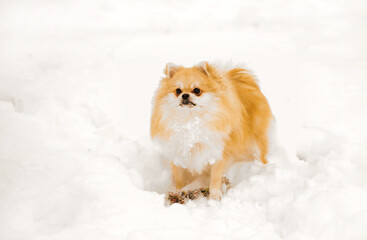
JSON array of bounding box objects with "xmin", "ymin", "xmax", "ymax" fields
[{"xmin": 209, "ymin": 188, "xmax": 222, "ymax": 200}]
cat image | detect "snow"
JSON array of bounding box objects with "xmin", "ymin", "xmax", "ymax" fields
[{"xmin": 1, "ymin": 0, "xmax": 367, "ymax": 239}]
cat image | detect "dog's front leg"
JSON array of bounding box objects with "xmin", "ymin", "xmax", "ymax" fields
[
  {"xmin": 171, "ymin": 163, "xmax": 189, "ymax": 190},
  {"xmin": 209, "ymin": 158, "xmax": 227, "ymax": 200}
]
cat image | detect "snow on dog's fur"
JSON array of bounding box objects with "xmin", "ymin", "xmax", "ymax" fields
[{"xmin": 151, "ymin": 62, "xmax": 272, "ymax": 199}]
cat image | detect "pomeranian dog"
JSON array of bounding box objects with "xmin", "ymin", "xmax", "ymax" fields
[{"xmin": 151, "ymin": 62, "xmax": 272, "ymax": 199}]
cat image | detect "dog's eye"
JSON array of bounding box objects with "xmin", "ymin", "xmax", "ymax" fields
[
  {"xmin": 175, "ymin": 88, "xmax": 182, "ymax": 95},
  {"xmin": 193, "ymin": 88, "xmax": 201, "ymax": 95}
]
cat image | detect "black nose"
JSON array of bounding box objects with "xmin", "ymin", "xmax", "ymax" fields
[{"xmin": 182, "ymin": 94, "xmax": 190, "ymax": 100}]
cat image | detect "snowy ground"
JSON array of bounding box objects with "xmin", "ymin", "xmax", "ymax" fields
[{"xmin": 1, "ymin": 0, "xmax": 367, "ymax": 239}]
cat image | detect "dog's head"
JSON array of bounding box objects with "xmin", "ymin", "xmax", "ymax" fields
[{"xmin": 155, "ymin": 62, "xmax": 222, "ymax": 118}]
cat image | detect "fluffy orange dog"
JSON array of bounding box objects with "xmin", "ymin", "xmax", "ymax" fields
[{"xmin": 151, "ymin": 62, "xmax": 272, "ymax": 199}]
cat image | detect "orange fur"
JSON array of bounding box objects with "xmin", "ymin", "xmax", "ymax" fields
[{"xmin": 151, "ymin": 62, "xmax": 272, "ymax": 199}]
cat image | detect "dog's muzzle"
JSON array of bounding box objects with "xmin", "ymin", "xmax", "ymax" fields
[{"xmin": 180, "ymin": 94, "xmax": 195, "ymax": 106}]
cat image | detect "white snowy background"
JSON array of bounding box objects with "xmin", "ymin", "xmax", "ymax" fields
[{"xmin": 1, "ymin": 0, "xmax": 367, "ymax": 239}]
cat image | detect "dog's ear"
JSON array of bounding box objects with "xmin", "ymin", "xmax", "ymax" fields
[
  {"xmin": 164, "ymin": 62, "xmax": 179, "ymax": 78},
  {"xmin": 197, "ymin": 61, "xmax": 216, "ymax": 78}
]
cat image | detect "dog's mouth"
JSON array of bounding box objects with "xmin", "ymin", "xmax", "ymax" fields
[{"xmin": 180, "ymin": 100, "xmax": 196, "ymax": 107}]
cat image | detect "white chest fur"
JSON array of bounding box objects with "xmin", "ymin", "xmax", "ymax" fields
[{"xmin": 164, "ymin": 116, "xmax": 224, "ymax": 173}]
